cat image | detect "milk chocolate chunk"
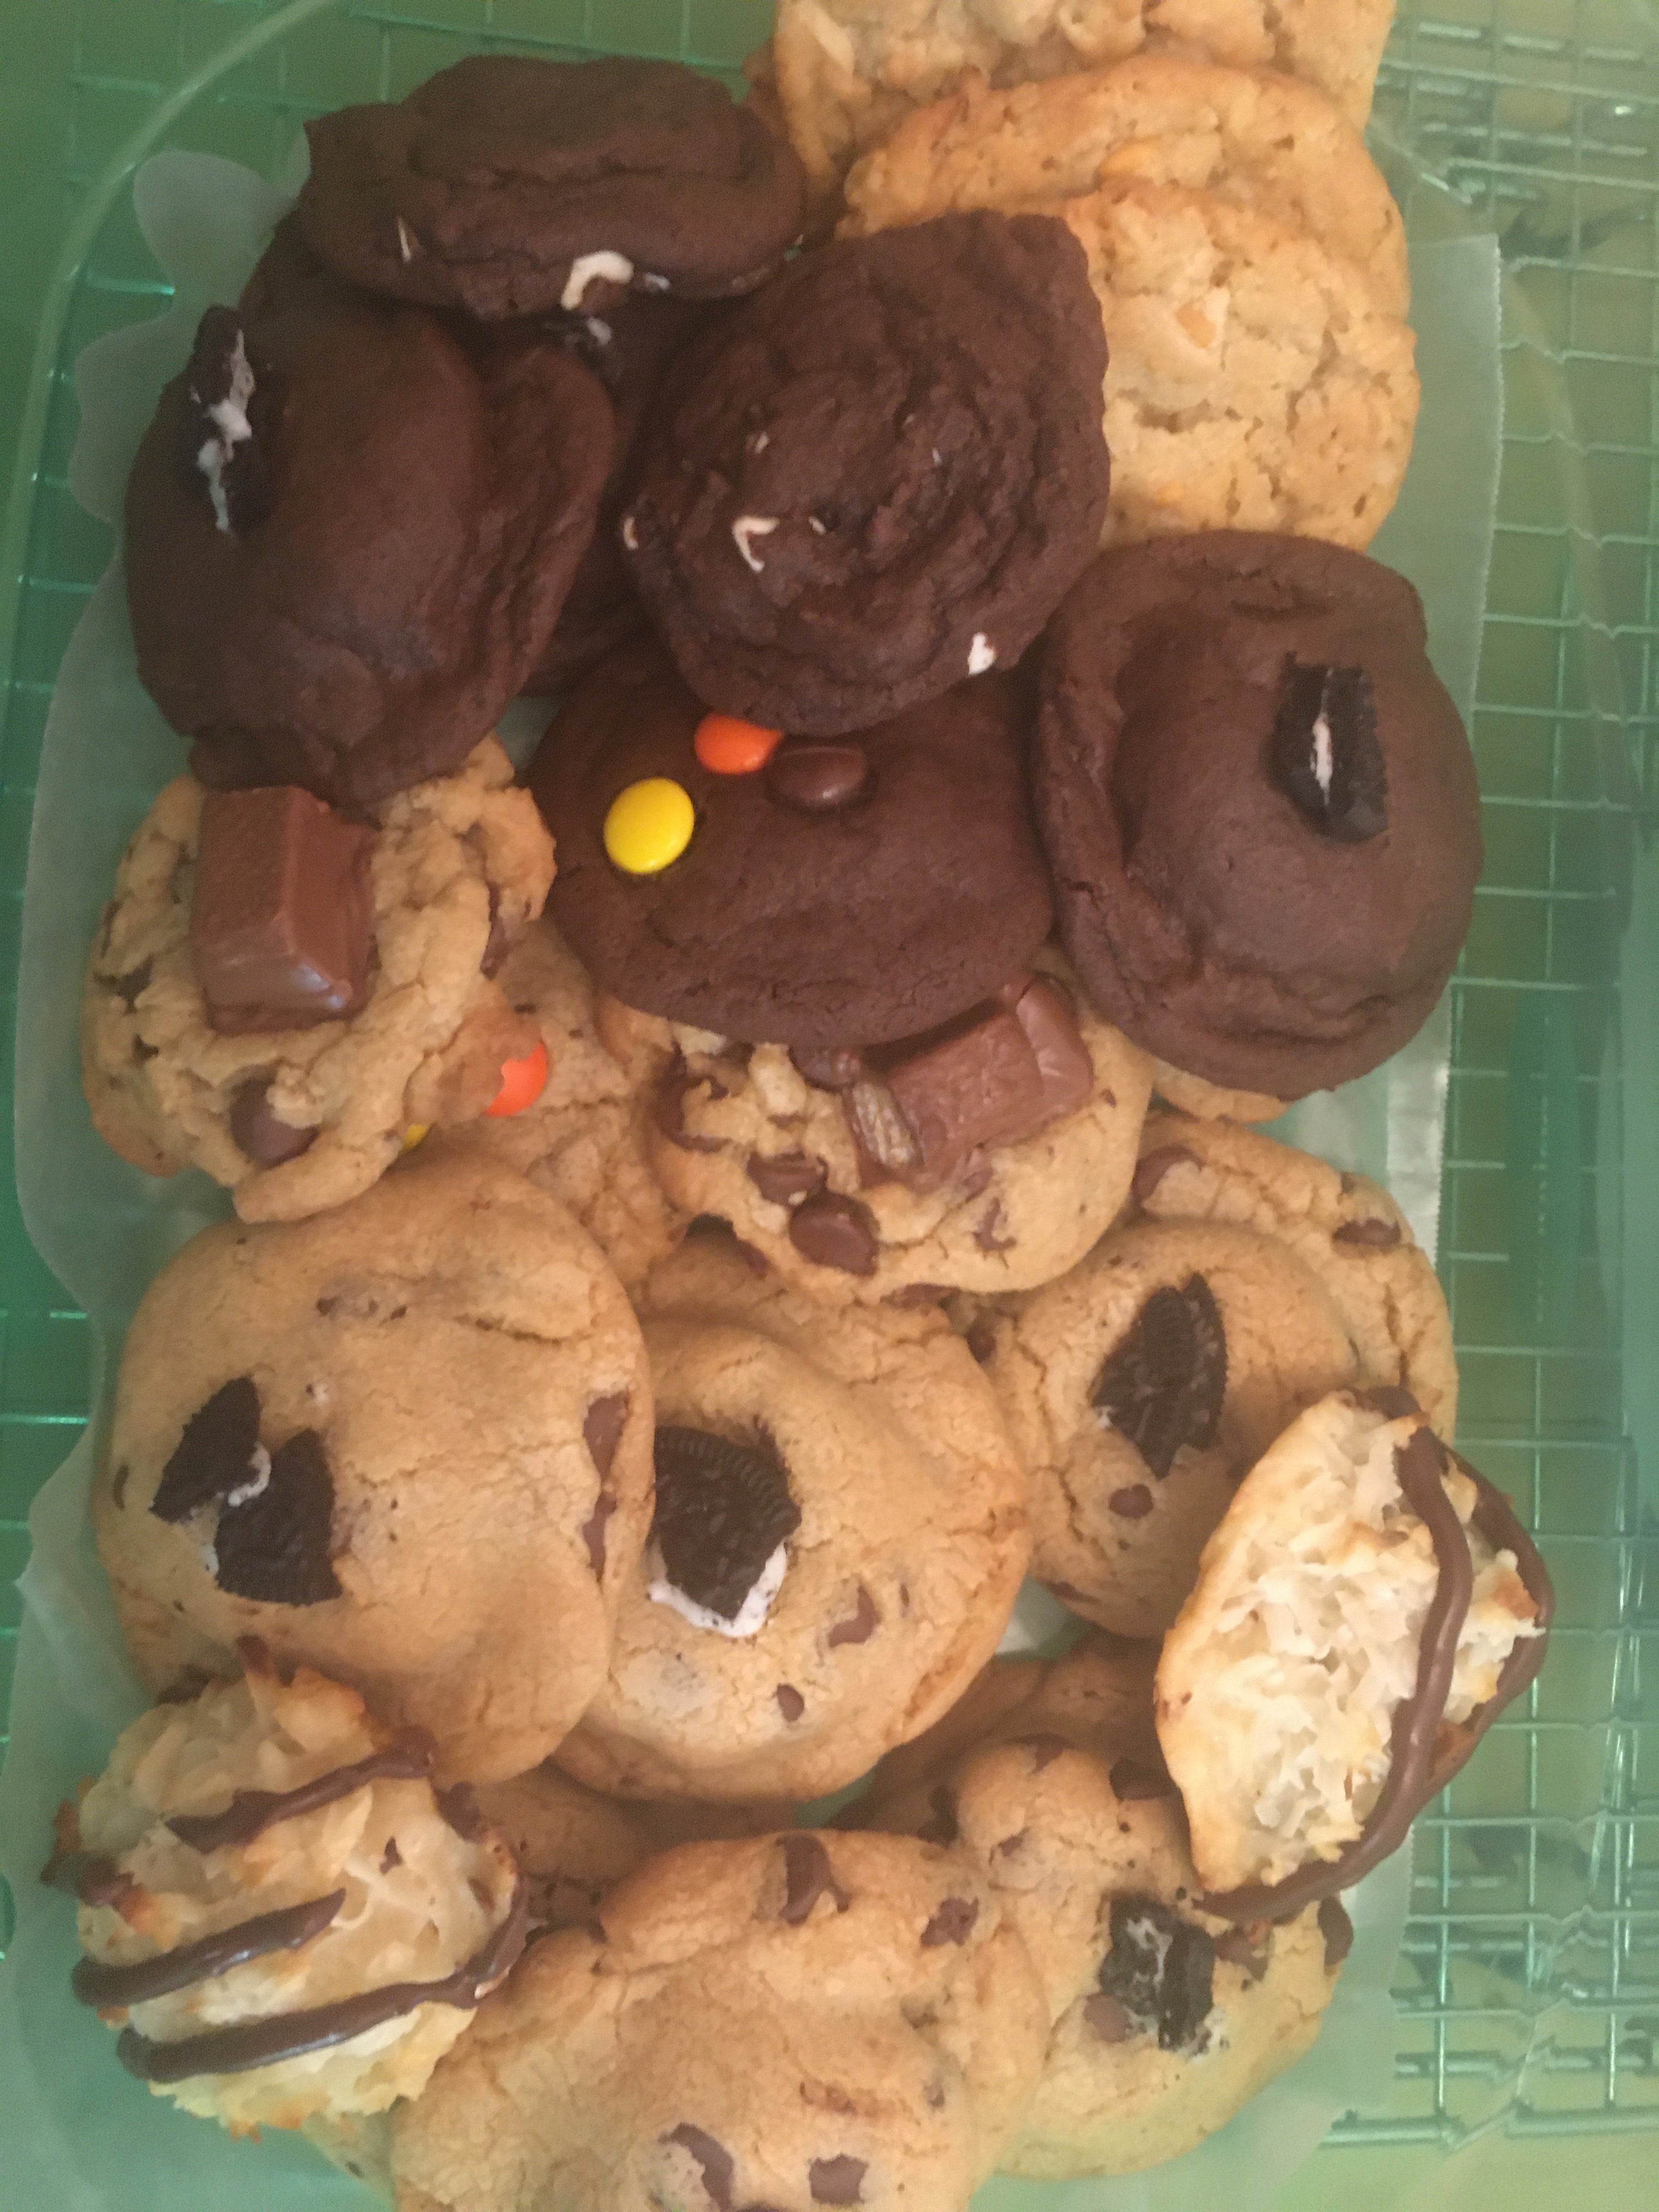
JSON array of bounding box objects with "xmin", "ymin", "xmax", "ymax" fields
[
  {"xmin": 230, "ymin": 1078, "xmax": 320, "ymax": 1166},
  {"xmin": 789, "ymin": 1191, "xmax": 878, "ymax": 1275},
  {"xmin": 1097, "ymin": 1898, "xmax": 1214, "ymax": 2053},
  {"xmin": 1091, "ymin": 1277, "xmax": 1226, "ymax": 1479},
  {"xmin": 881, "ymin": 1007, "xmax": 1046, "ymax": 1189},
  {"xmin": 765, "ymin": 742, "xmax": 869, "ymax": 814},
  {"xmin": 1269, "ymin": 663, "xmax": 1388, "ymax": 844},
  {"xmin": 191, "ymin": 786, "xmax": 374, "ymax": 1032},
  {"xmin": 652, "ymin": 1426, "xmax": 800, "ymax": 1623},
  {"xmin": 212, "ymin": 1429, "xmax": 342, "ymax": 1605},
  {"xmin": 152, "ymin": 1377, "xmax": 262, "ymax": 1523},
  {"xmin": 1009, "ymin": 977, "xmax": 1094, "ymax": 1119}
]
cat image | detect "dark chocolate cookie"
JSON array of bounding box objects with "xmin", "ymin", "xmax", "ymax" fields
[
  {"xmin": 297, "ymin": 55, "xmax": 806, "ymax": 321},
  {"xmin": 529, "ymin": 638, "xmax": 1053, "ymax": 1047},
  {"xmin": 125, "ymin": 250, "xmax": 614, "ymax": 808},
  {"xmin": 1035, "ymin": 533, "xmax": 1482, "ymax": 1099},
  {"xmin": 619, "ymin": 210, "xmax": 1111, "ymax": 733}
]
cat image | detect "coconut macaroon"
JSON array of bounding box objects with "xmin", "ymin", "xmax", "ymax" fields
[
  {"xmin": 42, "ymin": 1647, "xmax": 524, "ymax": 2133},
  {"xmin": 1156, "ymin": 1390, "xmax": 1553, "ymax": 1915}
]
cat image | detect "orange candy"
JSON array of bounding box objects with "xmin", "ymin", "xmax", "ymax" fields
[
  {"xmin": 488, "ymin": 1040, "xmax": 549, "ymax": 1119},
  {"xmin": 694, "ymin": 713, "xmax": 782, "ymax": 776}
]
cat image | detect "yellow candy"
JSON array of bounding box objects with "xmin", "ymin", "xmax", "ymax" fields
[
  {"xmin": 401, "ymin": 1124, "xmax": 431, "ymax": 1154},
  {"xmin": 603, "ymin": 777, "xmax": 695, "ymax": 875}
]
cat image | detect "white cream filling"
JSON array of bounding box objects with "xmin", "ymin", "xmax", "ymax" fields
[
  {"xmin": 195, "ymin": 330, "xmax": 256, "ymax": 534},
  {"xmin": 647, "ymin": 1541, "xmax": 789, "ymax": 1640},
  {"xmin": 224, "ymin": 1443, "xmax": 272, "ymax": 1511},
  {"xmin": 732, "ymin": 515, "xmax": 780, "ymax": 573},
  {"xmin": 1312, "ymin": 708, "xmax": 1334, "ymax": 798},
  {"xmin": 968, "ymin": 633, "xmax": 997, "ymax": 675},
  {"xmin": 562, "ymin": 250, "xmax": 635, "ymax": 312}
]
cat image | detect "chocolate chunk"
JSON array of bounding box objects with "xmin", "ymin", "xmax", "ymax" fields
[
  {"xmin": 1091, "ymin": 1277, "xmax": 1227, "ymax": 1479},
  {"xmin": 664, "ymin": 2123, "xmax": 734, "ymax": 2212},
  {"xmin": 652, "ymin": 1426, "xmax": 801, "ymax": 1623},
  {"xmin": 780, "ymin": 1835, "xmax": 850, "ymax": 1925},
  {"xmin": 826, "ymin": 1584, "xmax": 878, "ymax": 1648},
  {"xmin": 656, "ymin": 1057, "xmax": 725, "ymax": 1153},
  {"xmin": 808, "ymin": 2155, "xmax": 866, "ymax": 2205},
  {"xmin": 151, "ymin": 1378, "xmax": 263, "ymax": 1523},
  {"xmin": 212, "ymin": 1430, "xmax": 342, "ymax": 1605},
  {"xmin": 1334, "ymin": 1216, "xmax": 1403, "ymax": 1249},
  {"xmin": 1009, "ymin": 977, "xmax": 1094, "ymax": 1119},
  {"xmin": 1084, "ymin": 1992, "xmax": 1134, "ymax": 2043},
  {"xmin": 790, "ymin": 1045, "xmax": 865, "ymax": 1092},
  {"xmin": 112, "ymin": 959, "xmax": 153, "ymax": 1013},
  {"xmin": 1213, "ymin": 1927, "xmax": 1269, "ymax": 1980},
  {"xmin": 1131, "ymin": 1144, "xmax": 1198, "ymax": 1205},
  {"xmin": 776, "ymin": 1684, "xmax": 805, "ymax": 1722},
  {"xmin": 1109, "ymin": 1756, "xmax": 1175, "ymax": 1800},
  {"xmin": 190, "ymin": 787, "xmax": 374, "ymax": 1032},
  {"xmin": 747, "ymin": 1150, "xmax": 827, "ymax": 1205},
  {"xmin": 1109, "ymin": 1484, "xmax": 1154, "ymax": 1519},
  {"xmin": 917, "ymin": 1786, "xmax": 958, "ymax": 1845},
  {"xmin": 921, "ymin": 1895, "xmax": 979, "ymax": 1947},
  {"xmin": 974, "ymin": 1200, "xmax": 1014, "ymax": 1252},
  {"xmin": 584, "ymin": 1393, "xmax": 629, "ymax": 1477},
  {"xmin": 1097, "ymin": 1897, "xmax": 1215, "ymax": 2053},
  {"xmin": 580, "ymin": 1491, "xmax": 616, "ymax": 1577},
  {"xmin": 177, "ymin": 307, "xmax": 272, "ymax": 534},
  {"xmin": 789, "ymin": 1192, "xmax": 878, "ymax": 1276},
  {"xmin": 230, "ymin": 1079, "xmax": 320, "ymax": 1167},
  {"xmin": 766, "ymin": 743, "xmax": 870, "ymax": 814},
  {"xmin": 1318, "ymin": 1896, "xmax": 1355, "ymax": 1970},
  {"xmin": 1269, "ymin": 662, "xmax": 1388, "ymax": 844},
  {"xmin": 887, "ymin": 1282, "xmax": 949, "ymax": 1308}
]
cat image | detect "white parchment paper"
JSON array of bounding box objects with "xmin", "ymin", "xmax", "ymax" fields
[{"xmin": 0, "ymin": 154, "xmax": 1502, "ymax": 2212}]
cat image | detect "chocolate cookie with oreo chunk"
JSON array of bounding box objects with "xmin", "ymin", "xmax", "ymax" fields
[
  {"xmin": 125, "ymin": 251, "xmax": 613, "ymax": 808},
  {"xmin": 530, "ymin": 637, "xmax": 1053, "ymax": 1047},
  {"xmin": 1035, "ymin": 532, "xmax": 1482, "ymax": 1099},
  {"xmin": 620, "ymin": 210, "xmax": 1110, "ymax": 733},
  {"xmin": 298, "ymin": 55, "xmax": 806, "ymax": 320}
]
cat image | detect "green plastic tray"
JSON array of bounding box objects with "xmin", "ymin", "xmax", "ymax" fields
[{"xmin": 1, "ymin": 0, "xmax": 1656, "ymax": 2199}]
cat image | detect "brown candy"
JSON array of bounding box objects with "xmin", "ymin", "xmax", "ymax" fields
[
  {"xmin": 190, "ymin": 787, "xmax": 374, "ymax": 1032},
  {"xmin": 765, "ymin": 743, "xmax": 869, "ymax": 813}
]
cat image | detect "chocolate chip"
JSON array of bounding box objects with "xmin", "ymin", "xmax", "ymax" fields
[
  {"xmin": 780, "ymin": 1835, "xmax": 850, "ymax": 1925},
  {"xmin": 212, "ymin": 1430, "xmax": 342, "ymax": 1605},
  {"xmin": 381, "ymin": 1838, "xmax": 402, "ymax": 1873},
  {"xmin": 1131, "ymin": 1145, "xmax": 1199, "ymax": 1205},
  {"xmin": 151, "ymin": 1378, "xmax": 263, "ymax": 1523},
  {"xmin": 886, "ymin": 1283, "xmax": 948, "ymax": 1308},
  {"xmin": 808, "ymin": 2155, "xmax": 866, "ymax": 2205},
  {"xmin": 664, "ymin": 2123, "xmax": 735, "ymax": 2212},
  {"xmin": 790, "ymin": 1045, "xmax": 865, "ymax": 1092},
  {"xmin": 789, "ymin": 1192, "xmax": 878, "ymax": 1277},
  {"xmin": 110, "ymin": 1464, "xmax": 129, "ymax": 1510},
  {"xmin": 1318, "ymin": 1895, "xmax": 1355, "ymax": 1969},
  {"xmin": 731, "ymin": 1237, "xmax": 771, "ymax": 1277},
  {"xmin": 1109, "ymin": 1484, "xmax": 1154, "ymax": 1519},
  {"xmin": 1020, "ymin": 1733, "xmax": 1071, "ymax": 1772},
  {"xmin": 112, "ymin": 959, "xmax": 153, "ymax": 1013},
  {"xmin": 1213, "ymin": 1927, "xmax": 1269, "ymax": 1980},
  {"xmin": 921, "ymin": 1896, "xmax": 979, "ymax": 1947},
  {"xmin": 766, "ymin": 743, "xmax": 869, "ymax": 813},
  {"xmin": 916, "ymin": 1786, "xmax": 958, "ymax": 1846},
  {"xmin": 974, "ymin": 1200, "xmax": 1014, "ymax": 1252},
  {"xmin": 229, "ymin": 1079, "xmax": 319, "ymax": 1167},
  {"xmin": 964, "ymin": 1315, "xmax": 997, "ymax": 1366},
  {"xmin": 1269, "ymin": 662, "xmax": 1388, "ymax": 843},
  {"xmin": 1334, "ymin": 1216, "xmax": 1403, "ymax": 1249},
  {"xmin": 776, "ymin": 1684, "xmax": 805, "ymax": 1722},
  {"xmin": 994, "ymin": 1830, "xmax": 1027, "ymax": 1859},
  {"xmin": 584, "ymin": 1394, "xmax": 629, "ymax": 1478},
  {"xmin": 1097, "ymin": 1898, "xmax": 1215, "ymax": 2053},
  {"xmin": 652, "ymin": 1427, "xmax": 800, "ymax": 1624},
  {"xmin": 1091, "ymin": 1277, "xmax": 1227, "ymax": 1480},
  {"xmin": 747, "ymin": 1150, "xmax": 827, "ymax": 1205},
  {"xmin": 581, "ymin": 1491, "xmax": 616, "ymax": 1577},
  {"xmin": 656, "ymin": 1058, "xmax": 725, "ymax": 1154},
  {"xmin": 1109, "ymin": 1755, "xmax": 1175, "ymax": 1799},
  {"xmin": 924, "ymin": 2080, "xmax": 946, "ymax": 2109},
  {"xmin": 1083, "ymin": 1992, "xmax": 1134, "ymax": 2044},
  {"xmin": 826, "ymin": 1584, "xmax": 878, "ymax": 1648}
]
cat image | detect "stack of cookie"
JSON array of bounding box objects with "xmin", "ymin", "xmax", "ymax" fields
[{"xmin": 51, "ymin": 27, "xmax": 1555, "ymax": 2212}]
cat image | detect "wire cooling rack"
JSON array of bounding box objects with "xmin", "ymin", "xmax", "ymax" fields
[{"xmin": 0, "ymin": 0, "xmax": 1655, "ymax": 2158}]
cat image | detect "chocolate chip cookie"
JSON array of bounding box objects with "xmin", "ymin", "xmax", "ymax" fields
[
  {"xmin": 433, "ymin": 917, "xmax": 687, "ymax": 1290},
  {"xmin": 531, "ymin": 639, "xmax": 1053, "ymax": 1048},
  {"xmin": 851, "ymin": 1636, "xmax": 1345, "ymax": 2177},
  {"xmin": 552, "ymin": 1236, "xmax": 1030, "ymax": 1801},
  {"xmin": 82, "ymin": 740, "xmax": 554, "ymax": 1223},
  {"xmin": 126, "ymin": 258, "xmax": 613, "ymax": 808},
  {"xmin": 93, "ymin": 1150, "xmax": 653, "ymax": 1783},
  {"xmin": 391, "ymin": 1830, "xmax": 1049, "ymax": 2212},
  {"xmin": 299, "ymin": 56, "xmax": 807, "ymax": 320},
  {"xmin": 635, "ymin": 947, "xmax": 1153, "ymax": 1306},
  {"xmin": 1036, "ymin": 534, "xmax": 1482, "ymax": 1094},
  {"xmin": 619, "ymin": 211, "xmax": 1110, "ymax": 733},
  {"xmin": 771, "ymin": 0, "xmax": 1391, "ymax": 200}
]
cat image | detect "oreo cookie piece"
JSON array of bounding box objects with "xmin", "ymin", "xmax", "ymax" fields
[
  {"xmin": 650, "ymin": 1426, "xmax": 802, "ymax": 1630},
  {"xmin": 1035, "ymin": 532, "xmax": 1482, "ymax": 1099},
  {"xmin": 1096, "ymin": 1898, "xmax": 1216, "ymax": 2055},
  {"xmin": 620, "ymin": 210, "xmax": 1110, "ymax": 734},
  {"xmin": 532, "ymin": 638, "xmax": 1053, "ymax": 1048},
  {"xmin": 298, "ymin": 55, "xmax": 806, "ymax": 321},
  {"xmin": 125, "ymin": 241, "xmax": 614, "ymax": 809},
  {"xmin": 1090, "ymin": 1278, "xmax": 1227, "ymax": 1481}
]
